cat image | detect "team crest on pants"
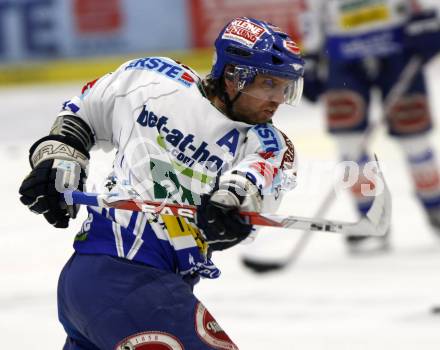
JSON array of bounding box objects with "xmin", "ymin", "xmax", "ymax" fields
[
  {"xmin": 194, "ymin": 302, "xmax": 239, "ymax": 350},
  {"xmin": 115, "ymin": 331, "xmax": 184, "ymax": 350}
]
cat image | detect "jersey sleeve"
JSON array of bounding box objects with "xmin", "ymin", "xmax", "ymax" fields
[
  {"xmin": 57, "ymin": 62, "xmax": 128, "ymax": 151},
  {"xmin": 224, "ymin": 123, "xmax": 297, "ymax": 213}
]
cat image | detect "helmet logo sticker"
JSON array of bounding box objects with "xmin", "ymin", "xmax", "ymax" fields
[
  {"xmin": 283, "ymin": 40, "xmax": 300, "ymax": 55},
  {"xmin": 222, "ymin": 18, "xmax": 265, "ymax": 47}
]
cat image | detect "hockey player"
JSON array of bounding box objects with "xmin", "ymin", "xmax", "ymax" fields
[
  {"xmin": 300, "ymin": 0, "xmax": 440, "ymax": 252},
  {"xmin": 18, "ymin": 17, "xmax": 304, "ymax": 349}
]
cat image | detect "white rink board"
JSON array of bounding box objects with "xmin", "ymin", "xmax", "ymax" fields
[{"xmin": 1, "ymin": 58, "xmax": 440, "ymax": 349}]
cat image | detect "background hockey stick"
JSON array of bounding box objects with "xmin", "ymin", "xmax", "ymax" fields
[
  {"xmin": 241, "ymin": 189, "xmax": 336, "ymax": 272},
  {"xmin": 242, "ymin": 55, "xmax": 422, "ymax": 273},
  {"xmin": 64, "ymin": 161, "xmax": 390, "ymax": 236}
]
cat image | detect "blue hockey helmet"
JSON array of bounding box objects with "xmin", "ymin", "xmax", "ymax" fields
[{"xmin": 211, "ymin": 17, "xmax": 305, "ymax": 105}]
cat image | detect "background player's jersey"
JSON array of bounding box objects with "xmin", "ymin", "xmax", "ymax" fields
[
  {"xmin": 59, "ymin": 57, "xmax": 297, "ymax": 279},
  {"xmin": 301, "ymin": 0, "xmax": 426, "ymax": 60}
]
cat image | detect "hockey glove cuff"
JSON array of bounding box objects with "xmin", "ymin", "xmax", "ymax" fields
[{"xmin": 19, "ymin": 115, "xmax": 93, "ymax": 228}]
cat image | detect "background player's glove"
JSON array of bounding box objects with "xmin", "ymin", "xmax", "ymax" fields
[
  {"xmin": 404, "ymin": 9, "xmax": 440, "ymax": 63},
  {"xmin": 19, "ymin": 115, "xmax": 93, "ymax": 228},
  {"xmin": 197, "ymin": 172, "xmax": 262, "ymax": 251},
  {"xmin": 302, "ymin": 53, "xmax": 326, "ymax": 103}
]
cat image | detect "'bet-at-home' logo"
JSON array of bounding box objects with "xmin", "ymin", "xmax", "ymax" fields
[{"xmin": 137, "ymin": 105, "xmax": 240, "ymax": 172}]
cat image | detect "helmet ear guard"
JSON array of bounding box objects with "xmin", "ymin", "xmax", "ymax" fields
[
  {"xmin": 224, "ymin": 65, "xmax": 257, "ymax": 89},
  {"xmin": 223, "ymin": 65, "xmax": 236, "ymax": 82}
]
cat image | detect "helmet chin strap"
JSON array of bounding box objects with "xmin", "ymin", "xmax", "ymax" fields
[{"xmin": 223, "ymin": 90, "xmax": 242, "ymax": 121}]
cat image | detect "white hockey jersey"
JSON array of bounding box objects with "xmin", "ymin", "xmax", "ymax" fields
[
  {"xmin": 60, "ymin": 57, "xmax": 297, "ymax": 279},
  {"xmin": 300, "ymin": 0, "xmax": 427, "ymax": 60}
]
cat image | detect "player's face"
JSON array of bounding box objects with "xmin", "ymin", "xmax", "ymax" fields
[{"xmin": 228, "ymin": 74, "xmax": 289, "ymax": 124}]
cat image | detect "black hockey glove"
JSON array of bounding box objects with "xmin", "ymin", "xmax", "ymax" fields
[
  {"xmin": 404, "ymin": 9, "xmax": 440, "ymax": 63},
  {"xmin": 302, "ymin": 53, "xmax": 326, "ymax": 103},
  {"xmin": 19, "ymin": 115, "xmax": 93, "ymax": 228},
  {"xmin": 196, "ymin": 173, "xmax": 262, "ymax": 252}
]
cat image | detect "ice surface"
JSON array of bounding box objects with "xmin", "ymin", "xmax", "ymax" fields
[{"xmin": 1, "ymin": 58, "xmax": 440, "ymax": 349}]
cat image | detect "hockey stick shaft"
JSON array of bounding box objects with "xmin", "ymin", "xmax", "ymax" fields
[
  {"xmin": 63, "ymin": 180, "xmax": 389, "ymax": 236},
  {"xmin": 383, "ymin": 55, "xmax": 422, "ymax": 117}
]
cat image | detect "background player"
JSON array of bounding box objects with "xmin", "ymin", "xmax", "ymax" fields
[
  {"xmin": 300, "ymin": 0, "xmax": 440, "ymax": 253},
  {"xmin": 18, "ymin": 17, "xmax": 304, "ymax": 349}
]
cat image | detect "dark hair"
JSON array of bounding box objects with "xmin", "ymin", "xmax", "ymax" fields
[
  {"xmin": 202, "ymin": 65, "xmax": 235, "ymax": 100},
  {"xmin": 202, "ymin": 74, "xmax": 220, "ymax": 100}
]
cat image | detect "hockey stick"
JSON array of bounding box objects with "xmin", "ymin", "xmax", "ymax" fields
[
  {"xmin": 242, "ymin": 55, "xmax": 422, "ymax": 272},
  {"xmin": 241, "ymin": 188, "xmax": 336, "ymax": 272},
  {"xmin": 64, "ymin": 159, "xmax": 390, "ymax": 236}
]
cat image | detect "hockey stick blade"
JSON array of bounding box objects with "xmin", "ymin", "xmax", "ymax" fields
[
  {"xmin": 63, "ymin": 164, "xmax": 391, "ymax": 235},
  {"xmin": 241, "ymin": 258, "xmax": 286, "ymax": 274},
  {"xmin": 355, "ymin": 155, "xmax": 391, "ymax": 237}
]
